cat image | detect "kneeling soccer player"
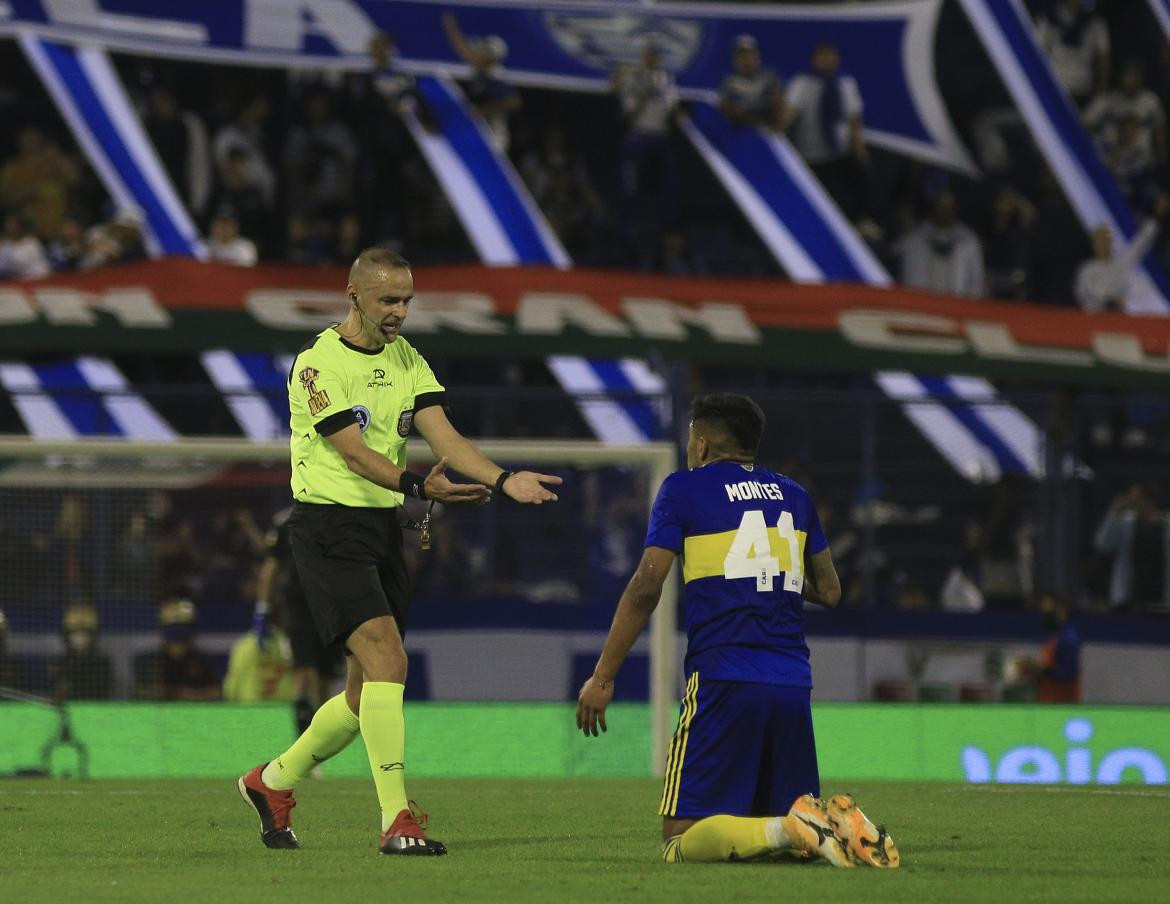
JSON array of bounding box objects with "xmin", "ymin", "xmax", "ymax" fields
[{"xmin": 577, "ymin": 393, "xmax": 899, "ymax": 867}]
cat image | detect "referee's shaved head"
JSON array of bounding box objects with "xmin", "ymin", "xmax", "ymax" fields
[{"xmin": 349, "ymin": 247, "xmax": 411, "ymax": 287}]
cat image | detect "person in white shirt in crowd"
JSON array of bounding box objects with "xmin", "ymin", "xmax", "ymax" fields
[
  {"xmin": 613, "ymin": 38, "xmax": 679, "ymax": 268},
  {"xmin": 1084, "ymin": 60, "xmax": 1167, "ymax": 169},
  {"xmin": 206, "ymin": 206, "xmax": 258, "ymax": 267},
  {"xmin": 1074, "ymin": 207, "xmax": 1164, "ymax": 313},
  {"xmin": 213, "ymin": 95, "xmax": 277, "ymax": 208},
  {"xmin": 443, "ymin": 12, "xmax": 520, "ymax": 153},
  {"xmin": 1033, "ymin": 0, "xmax": 1110, "ymax": 107},
  {"xmin": 899, "ymin": 190, "xmax": 985, "ymax": 297},
  {"xmin": 782, "ymin": 42, "xmax": 873, "ymax": 232},
  {"xmin": 718, "ymin": 34, "xmax": 785, "ymax": 132},
  {"xmin": 0, "ymin": 212, "xmax": 50, "ymax": 279}
]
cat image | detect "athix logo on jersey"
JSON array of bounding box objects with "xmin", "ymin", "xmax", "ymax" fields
[
  {"xmin": 368, "ymin": 367, "xmax": 392, "ymax": 388},
  {"xmin": 299, "ymin": 366, "xmax": 330, "ymax": 416}
]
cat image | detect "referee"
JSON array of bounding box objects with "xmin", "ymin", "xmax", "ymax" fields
[{"xmin": 238, "ymin": 247, "xmax": 560, "ymax": 856}]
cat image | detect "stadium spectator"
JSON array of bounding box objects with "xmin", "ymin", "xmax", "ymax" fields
[
  {"xmin": 520, "ymin": 127, "xmax": 604, "ymax": 253},
  {"xmin": 718, "ymin": 34, "xmax": 785, "ymax": 132},
  {"xmin": 45, "ymin": 217, "xmax": 86, "ymax": 272},
  {"xmin": 284, "ymin": 88, "xmax": 357, "ymax": 220},
  {"xmin": 1093, "ymin": 483, "xmax": 1170, "ymax": 611},
  {"xmin": 658, "ymin": 229, "xmax": 706, "ymax": 276},
  {"xmin": 1033, "ymin": 593, "xmax": 1081, "ymax": 703},
  {"xmin": 967, "ymin": 476, "xmax": 1033, "ymax": 610},
  {"xmin": 899, "ymin": 190, "xmax": 986, "ymax": 297},
  {"xmin": 78, "ymin": 207, "xmax": 146, "ymax": 271},
  {"xmin": 982, "ymin": 184, "xmax": 1036, "ymax": 300},
  {"xmin": 204, "ymin": 147, "xmax": 268, "ymax": 252},
  {"xmin": 1100, "ymin": 115, "xmax": 1157, "ymax": 206},
  {"xmin": 613, "ymin": 39, "xmax": 680, "ymax": 268},
  {"xmin": 142, "ymin": 85, "xmax": 211, "ymax": 214},
  {"xmin": 0, "ymin": 212, "xmax": 50, "ymax": 279},
  {"xmin": 1073, "ymin": 216, "xmax": 1161, "ymax": 312},
  {"xmin": 50, "ymin": 604, "xmax": 113, "ymax": 701},
  {"xmin": 782, "ymin": 42, "xmax": 871, "ymax": 227},
  {"xmin": 155, "ymin": 509, "xmax": 206, "ymax": 605},
  {"xmin": 350, "ymin": 32, "xmax": 417, "ymax": 244},
  {"xmin": 1033, "ymin": 0, "xmax": 1110, "ymax": 107},
  {"xmin": 223, "ymin": 602, "xmax": 295, "ymax": 703},
  {"xmin": 0, "ymin": 126, "xmax": 80, "ymax": 238},
  {"xmin": 212, "ymin": 95, "xmax": 276, "ymax": 207},
  {"xmin": 40, "ymin": 495, "xmax": 94, "ymax": 603},
  {"xmin": 206, "ymin": 206, "xmax": 258, "ymax": 267},
  {"xmin": 201, "ymin": 507, "xmax": 266, "ymax": 607},
  {"xmin": 135, "ymin": 599, "xmax": 220, "ymax": 701},
  {"xmin": 1083, "ymin": 60, "xmax": 1166, "ymax": 170},
  {"xmin": 443, "ymin": 12, "xmax": 520, "ymax": 152},
  {"xmin": 0, "ymin": 608, "xmax": 27, "ymax": 693}
]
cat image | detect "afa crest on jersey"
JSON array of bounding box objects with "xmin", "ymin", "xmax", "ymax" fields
[{"xmin": 396, "ymin": 409, "xmax": 414, "ymax": 437}]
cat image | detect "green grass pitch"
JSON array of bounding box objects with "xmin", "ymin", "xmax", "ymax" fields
[{"xmin": 2, "ymin": 778, "xmax": 1166, "ymax": 903}]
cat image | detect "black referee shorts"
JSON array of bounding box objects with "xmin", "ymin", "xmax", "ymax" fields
[
  {"xmin": 279, "ymin": 567, "xmax": 342, "ymax": 677},
  {"xmin": 287, "ymin": 502, "xmax": 411, "ymax": 649}
]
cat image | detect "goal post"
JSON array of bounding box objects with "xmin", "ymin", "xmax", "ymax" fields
[{"xmin": 0, "ymin": 436, "xmax": 680, "ymax": 777}]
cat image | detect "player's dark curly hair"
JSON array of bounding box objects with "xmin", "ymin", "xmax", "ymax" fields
[{"xmin": 690, "ymin": 393, "xmax": 765, "ymax": 458}]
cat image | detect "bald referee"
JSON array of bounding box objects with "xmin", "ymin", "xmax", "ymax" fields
[{"xmin": 238, "ymin": 248, "xmax": 560, "ymax": 856}]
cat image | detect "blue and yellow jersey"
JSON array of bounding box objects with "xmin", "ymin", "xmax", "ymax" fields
[{"xmin": 644, "ymin": 460, "xmax": 827, "ymax": 688}]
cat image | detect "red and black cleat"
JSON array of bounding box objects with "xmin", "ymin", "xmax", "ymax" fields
[
  {"xmin": 379, "ymin": 802, "xmax": 447, "ymax": 856},
  {"xmin": 237, "ymin": 763, "xmax": 299, "ymax": 849}
]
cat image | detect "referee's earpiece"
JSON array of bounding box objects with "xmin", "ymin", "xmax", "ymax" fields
[{"xmin": 350, "ymin": 293, "xmax": 358, "ymax": 306}]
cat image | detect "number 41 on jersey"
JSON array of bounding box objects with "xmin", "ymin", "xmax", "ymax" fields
[{"xmin": 722, "ymin": 510, "xmax": 804, "ymax": 593}]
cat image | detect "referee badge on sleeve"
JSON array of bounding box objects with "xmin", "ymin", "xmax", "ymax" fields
[{"xmin": 396, "ymin": 409, "xmax": 414, "ymax": 437}]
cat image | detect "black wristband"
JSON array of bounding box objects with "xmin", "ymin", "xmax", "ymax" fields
[
  {"xmin": 399, "ymin": 470, "xmax": 427, "ymax": 500},
  {"xmin": 494, "ymin": 470, "xmax": 514, "ymax": 500}
]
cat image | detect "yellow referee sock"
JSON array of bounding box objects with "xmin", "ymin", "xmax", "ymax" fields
[
  {"xmin": 359, "ymin": 681, "xmax": 409, "ymax": 832},
  {"xmin": 262, "ymin": 693, "xmax": 360, "ymax": 790},
  {"xmin": 663, "ymin": 815, "xmax": 788, "ymax": 863}
]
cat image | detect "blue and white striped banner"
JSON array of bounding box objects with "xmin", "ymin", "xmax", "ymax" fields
[
  {"xmin": 683, "ymin": 101, "xmax": 1044, "ymax": 481},
  {"xmin": 18, "ymin": 34, "xmax": 204, "ymax": 260},
  {"xmin": 546, "ymin": 357, "xmax": 668, "ymax": 445},
  {"xmin": 200, "ymin": 350, "xmax": 291, "ymax": 442},
  {"xmin": 957, "ymin": 0, "xmax": 1170, "ymax": 314},
  {"xmin": 681, "ymin": 102, "xmax": 889, "ymax": 285},
  {"xmin": 404, "ymin": 76, "xmax": 569, "ymax": 267},
  {"xmin": 0, "ymin": 356, "xmax": 176, "ymax": 439}
]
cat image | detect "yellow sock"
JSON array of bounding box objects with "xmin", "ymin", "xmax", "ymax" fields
[
  {"xmin": 263, "ymin": 692, "xmax": 359, "ymax": 790},
  {"xmin": 359, "ymin": 681, "xmax": 408, "ymax": 832},
  {"xmin": 666, "ymin": 815, "xmax": 783, "ymax": 863}
]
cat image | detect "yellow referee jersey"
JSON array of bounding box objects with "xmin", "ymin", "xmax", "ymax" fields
[{"xmin": 288, "ymin": 327, "xmax": 445, "ymax": 508}]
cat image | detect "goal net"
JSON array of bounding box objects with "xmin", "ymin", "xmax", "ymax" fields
[{"xmin": 0, "ymin": 437, "xmax": 678, "ymax": 777}]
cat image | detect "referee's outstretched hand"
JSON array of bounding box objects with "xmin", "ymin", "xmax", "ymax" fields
[
  {"xmin": 423, "ymin": 457, "xmax": 491, "ymax": 505},
  {"xmin": 501, "ymin": 471, "xmax": 562, "ymax": 504}
]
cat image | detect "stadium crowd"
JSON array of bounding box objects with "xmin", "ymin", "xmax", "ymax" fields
[
  {"xmin": 2, "ymin": 1, "xmax": 1170, "ymax": 310},
  {"xmin": 1, "ymin": 2, "xmax": 1168, "ymax": 705}
]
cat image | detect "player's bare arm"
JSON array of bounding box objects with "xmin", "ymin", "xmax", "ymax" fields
[
  {"xmin": 413, "ymin": 405, "xmax": 561, "ymax": 504},
  {"xmin": 577, "ymin": 545, "xmax": 677, "ymax": 737},
  {"xmin": 324, "ymin": 421, "xmax": 490, "ymax": 505},
  {"xmin": 802, "ymin": 546, "xmax": 841, "ymax": 608}
]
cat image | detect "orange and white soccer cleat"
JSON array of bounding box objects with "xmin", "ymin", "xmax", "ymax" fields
[
  {"xmin": 826, "ymin": 793, "xmax": 900, "ymax": 868},
  {"xmin": 782, "ymin": 794, "xmax": 855, "ymax": 868}
]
